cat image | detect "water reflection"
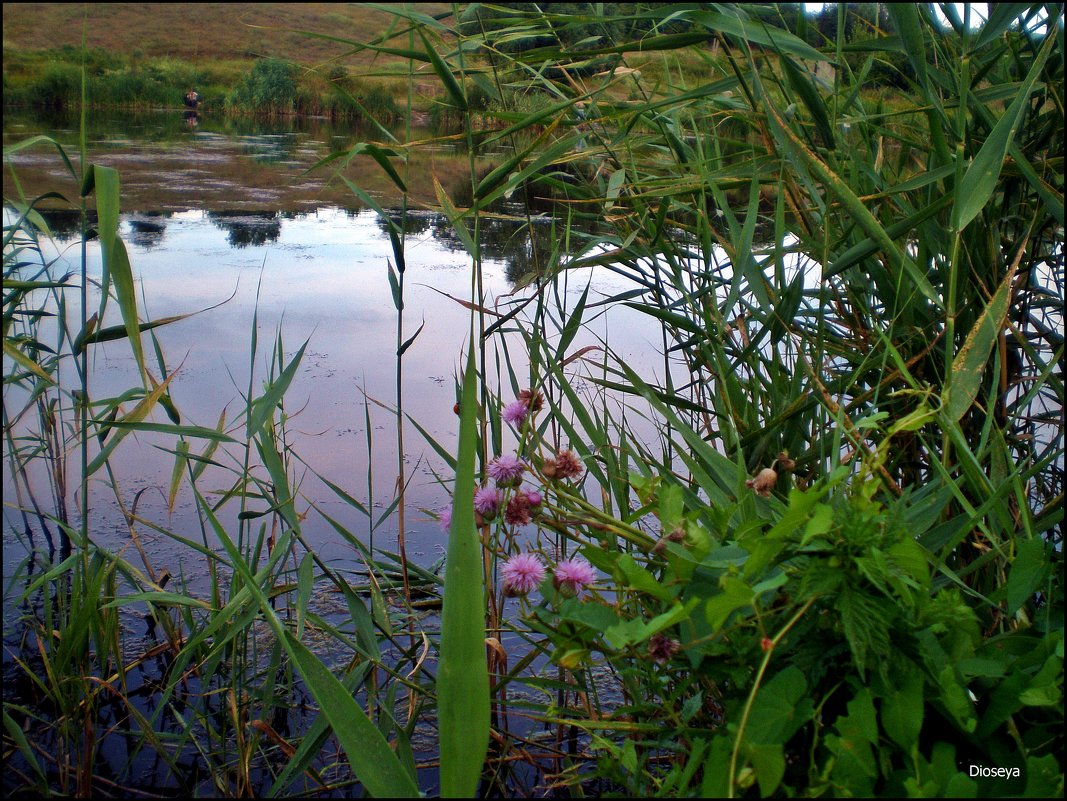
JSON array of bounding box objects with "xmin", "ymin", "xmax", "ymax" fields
[
  {"xmin": 127, "ymin": 212, "xmax": 170, "ymax": 249},
  {"xmin": 207, "ymin": 210, "xmax": 283, "ymax": 248}
]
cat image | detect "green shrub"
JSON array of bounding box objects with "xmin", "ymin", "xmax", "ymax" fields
[{"xmin": 228, "ymin": 57, "xmax": 298, "ymax": 114}]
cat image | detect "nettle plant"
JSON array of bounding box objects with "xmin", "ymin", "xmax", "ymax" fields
[{"xmin": 475, "ymin": 384, "xmax": 1060, "ymax": 797}]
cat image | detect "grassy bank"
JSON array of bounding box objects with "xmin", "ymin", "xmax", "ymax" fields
[{"xmin": 2, "ymin": 3, "xmax": 452, "ymax": 119}]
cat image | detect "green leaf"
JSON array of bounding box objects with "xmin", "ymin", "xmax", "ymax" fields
[
  {"xmin": 248, "ymin": 339, "xmax": 308, "ymax": 435},
  {"xmin": 780, "ymin": 56, "xmax": 833, "ymax": 148},
  {"xmin": 167, "ymin": 440, "xmax": 189, "ymax": 514},
  {"xmin": 747, "ymin": 743, "xmax": 785, "ymax": 797},
  {"xmin": 2, "ymin": 340, "xmax": 54, "ymax": 384},
  {"xmin": 942, "ymin": 266, "xmax": 1015, "ymax": 421},
  {"xmin": 950, "ymin": 33, "xmax": 1055, "ymax": 231},
  {"xmin": 689, "ymin": 9, "xmax": 827, "ymax": 62},
  {"xmin": 706, "ymin": 576, "xmax": 754, "ymax": 631},
  {"xmin": 282, "ymin": 629, "xmax": 419, "ymax": 797},
  {"xmin": 437, "ymin": 344, "xmax": 490, "ymax": 797},
  {"xmin": 92, "ymin": 165, "xmax": 146, "ymax": 381},
  {"xmin": 419, "ymin": 28, "xmax": 466, "ymax": 112},
  {"xmin": 882, "ymin": 663, "xmax": 924, "ymax": 752},
  {"xmin": 296, "ymin": 552, "xmax": 313, "ymax": 638},
  {"xmin": 746, "ymin": 666, "xmax": 809, "ymax": 745},
  {"xmin": 86, "ymin": 373, "xmax": 176, "ymax": 476},
  {"xmin": 1006, "ymin": 537, "xmax": 1048, "ymax": 615}
]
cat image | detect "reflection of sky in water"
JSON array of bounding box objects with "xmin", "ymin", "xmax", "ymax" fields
[{"xmin": 3, "ymin": 206, "xmax": 672, "ymax": 590}]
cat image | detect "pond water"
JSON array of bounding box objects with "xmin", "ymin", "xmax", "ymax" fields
[
  {"xmin": 3, "ymin": 108, "xmax": 678, "ymax": 794},
  {"xmin": 3, "ymin": 107, "xmax": 675, "ymax": 572}
]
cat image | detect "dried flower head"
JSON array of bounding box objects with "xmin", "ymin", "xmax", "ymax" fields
[
  {"xmin": 474, "ymin": 486, "xmax": 503, "ymax": 520},
  {"xmin": 505, "ymin": 493, "xmax": 533, "ymax": 526},
  {"xmin": 553, "ymin": 557, "xmax": 596, "ymax": 598},
  {"xmin": 502, "ymin": 553, "xmax": 545, "ymax": 597},
  {"xmin": 776, "ymin": 451, "xmax": 796, "ymax": 471},
  {"xmin": 652, "ymin": 525, "xmax": 687, "ymax": 555},
  {"xmin": 518, "ymin": 388, "xmax": 544, "ymax": 413},
  {"xmin": 745, "ymin": 467, "xmax": 778, "ymax": 497},
  {"xmin": 487, "ymin": 453, "xmax": 525, "ymax": 487},
  {"xmin": 648, "ymin": 633, "xmax": 681, "ymax": 664},
  {"xmin": 544, "ymin": 449, "xmax": 583, "ymax": 482}
]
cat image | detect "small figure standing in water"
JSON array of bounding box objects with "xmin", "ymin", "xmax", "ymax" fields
[{"xmin": 184, "ymin": 88, "xmax": 200, "ymax": 109}]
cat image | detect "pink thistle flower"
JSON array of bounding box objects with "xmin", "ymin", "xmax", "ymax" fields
[
  {"xmin": 502, "ymin": 399, "xmax": 529, "ymax": 427},
  {"xmin": 487, "ymin": 453, "xmax": 525, "ymax": 487},
  {"xmin": 437, "ymin": 505, "xmax": 452, "ymax": 532},
  {"xmin": 473, "ymin": 486, "xmax": 503, "ymax": 520},
  {"xmin": 520, "ymin": 488, "xmax": 542, "ymax": 508},
  {"xmin": 502, "ymin": 552, "xmax": 545, "ymax": 597},
  {"xmin": 553, "ymin": 556, "xmax": 596, "ymax": 598}
]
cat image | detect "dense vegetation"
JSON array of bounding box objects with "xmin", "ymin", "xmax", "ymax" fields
[{"xmin": 3, "ymin": 2, "xmax": 1063, "ymax": 797}]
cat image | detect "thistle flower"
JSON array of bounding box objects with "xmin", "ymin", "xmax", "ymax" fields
[
  {"xmin": 543, "ymin": 448, "xmax": 584, "ymax": 481},
  {"xmin": 553, "ymin": 556, "xmax": 596, "ymax": 598},
  {"xmin": 518, "ymin": 388, "xmax": 544, "ymax": 413},
  {"xmin": 502, "ymin": 553, "xmax": 545, "ymax": 597},
  {"xmin": 648, "ymin": 633, "xmax": 681, "ymax": 664},
  {"xmin": 745, "ymin": 467, "xmax": 778, "ymax": 497},
  {"xmin": 504, "ymin": 494, "xmax": 532, "ymax": 526},
  {"xmin": 474, "ymin": 486, "xmax": 503, "ymax": 520},
  {"xmin": 487, "ymin": 453, "xmax": 525, "ymax": 487},
  {"xmin": 436, "ymin": 505, "xmax": 452, "ymax": 532},
  {"xmin": 502, "ymin": 399, "xmax": 529, "ymax": 427},
  {"xmin": 520, "ymin": 488, "xmax": 542, "ymax": 508}
]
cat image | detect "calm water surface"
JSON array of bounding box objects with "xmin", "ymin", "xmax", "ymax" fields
[{"xmin": 3, "ymin": 109, "xmax": 670, "ymax": 584}]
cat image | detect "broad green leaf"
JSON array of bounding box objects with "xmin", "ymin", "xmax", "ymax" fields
[
  {"xmin": 747, "ymin": 743, "xmax": 785, "ymax": 797},
  {"xmin": 282, "ymin": 629, "xmax": 418, "ymax": 797},
  {"xmin": 1005, "ymin": 536, "xmax": 1048, "ymax": 615},
  {"xmin": 882, "ymin": 663, "xmax": 924, "ymax": 752},
  {"xmin": 438, "ymin": 344, "xmax": 490, "ymax": 797},
  {"xmin": 706, "ymin": 576, "xmax": 754, "ymax": 631}
]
